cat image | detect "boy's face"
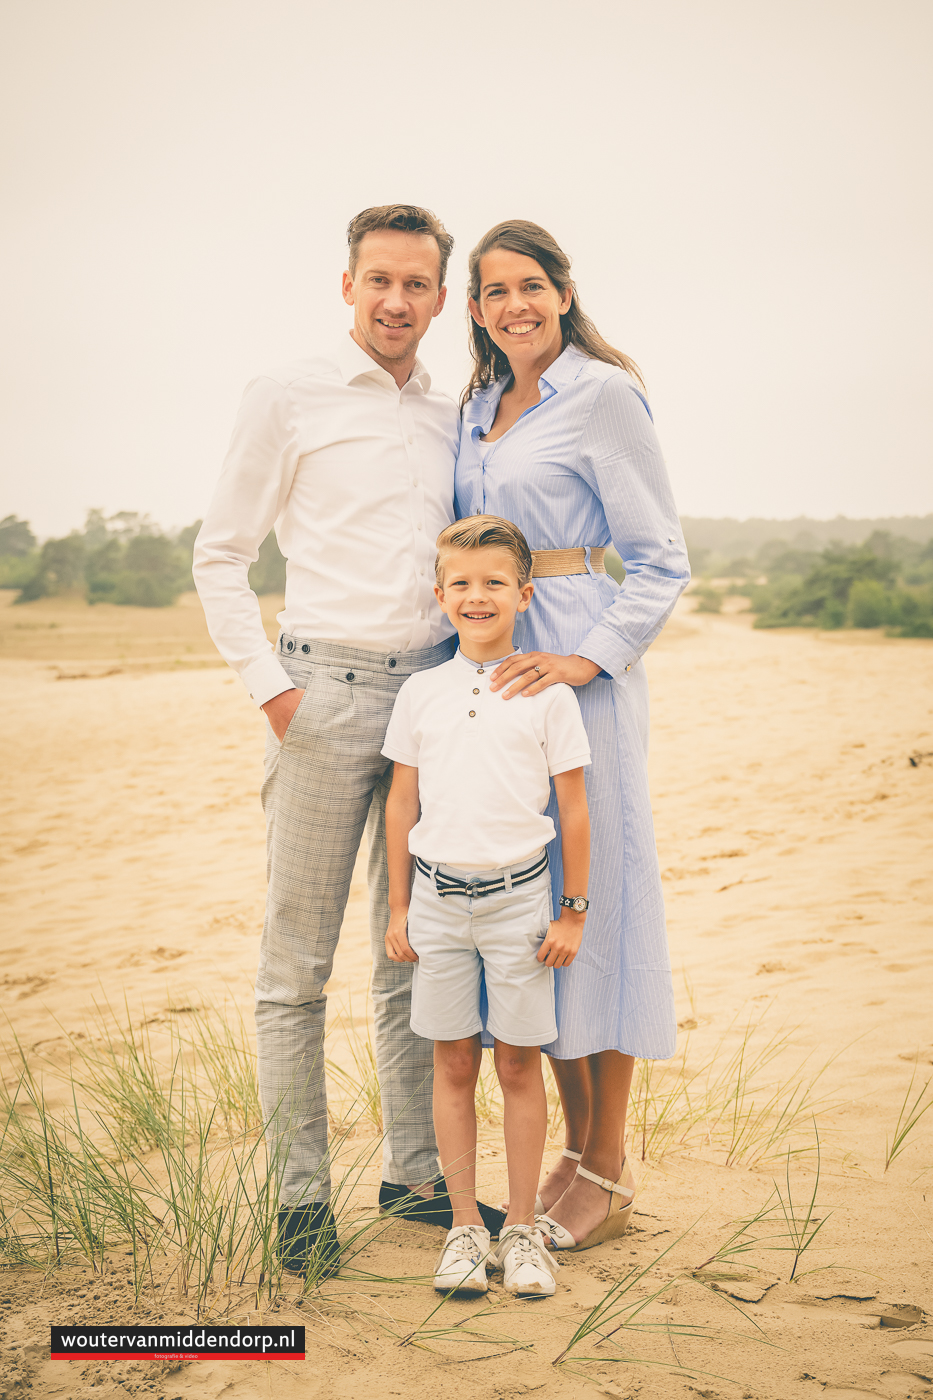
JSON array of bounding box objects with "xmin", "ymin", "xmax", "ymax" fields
[{"xmin": 435, "ymin": 546, "xmax": 534, "ymax": 656}]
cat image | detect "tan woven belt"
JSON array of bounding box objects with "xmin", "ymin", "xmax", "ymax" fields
[{"xmin": 530, "ymin": 547, "xmax": 607, "ymax": 578}]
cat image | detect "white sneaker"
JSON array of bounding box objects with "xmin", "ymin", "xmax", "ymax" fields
[
  {"xmin": 494, "ymin": 1223, "xmax": 560, "ymax": 1297},
  {"xmin": 434, "ymin": 1224, "xmax": 491, "ymax": 1294}
]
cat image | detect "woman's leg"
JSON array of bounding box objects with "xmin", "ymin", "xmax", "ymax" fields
[
  {"xmin": 545, "ymin": 1050, "xmax": 635, "ymax": 1242},
  {"xmin": 532, "ymin": 1055, "xmax": 592, "ymax": 1211},
  {"xmin": 494, "ymin": 1042, "xmax": 548, "ymax": 1229},
  {"xmin": 433, "ymin": 1035, "xmax": 483, "ymax": 1228}
]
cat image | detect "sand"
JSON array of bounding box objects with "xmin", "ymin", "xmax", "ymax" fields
[{"xmin": 1, "ymin": 587, "xmax": 932, "ymax": 1400}]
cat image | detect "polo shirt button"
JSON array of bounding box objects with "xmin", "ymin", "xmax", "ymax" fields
[
  {"xmin": 286, "ymin": 640, "xmax": 294, "ymax": 651},
  {"xmin": 301, "ymin": 644, "xmax": 310, "ymax": 654},
  {"xmin": 473, "ymin": 688, "xmax": 479, "ymax": 695},
  {"xmin": 476, "ymin": 668, "xmax": 484, "ymax": 675},
  {"xmin": 388, "ymin": 658, "xmax": 397, "ymax": 668},
  {"xmin": 346, "ymin": 672, "xmax": 355, "ymax": 681},
  {"xmin": 469, "ymin": 710, "xmax": 476, "ymax": 717}
]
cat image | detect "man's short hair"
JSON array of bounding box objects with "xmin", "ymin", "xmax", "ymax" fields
[
  {"xmin": 347, "ymin": 205, "xmax": 454, "ymax": 286},
  {"xmin": 435, "ymin": 515, "xmax": 533, "ymax": 587}
]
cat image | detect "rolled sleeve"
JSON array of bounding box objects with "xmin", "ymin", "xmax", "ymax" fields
[{"xmin": 573, "ymin": 375, "xmax": 691, "ymax": 683}]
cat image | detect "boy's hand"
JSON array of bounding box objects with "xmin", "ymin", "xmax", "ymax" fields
[
  {"xmin": 385, "ymin": 912, "xmax": 418, "ymax": 963},
  {"xmin": 537, "ymin": 914, "xmax": 585, "ymax": 968}
]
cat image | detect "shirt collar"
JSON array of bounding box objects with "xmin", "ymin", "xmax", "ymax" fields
[
  {"xmin": 335, "ymin": 331, "xmax": 431, "ymax": 393},
  {"xmin": 538, "ymin": 342, "xmax": 588, "ymax": 392},
  {"xmin": 466, "ymin": 342, "xmax": 587, "ymax": 433},
  {"xmin": 456, "ymin": 646, "xmax": 521, "ymax": 670}
]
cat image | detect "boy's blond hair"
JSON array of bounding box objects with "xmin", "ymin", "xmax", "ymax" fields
[{"xmin": 435, "ymin": 515, "xmax": 533, "ymax": 587}]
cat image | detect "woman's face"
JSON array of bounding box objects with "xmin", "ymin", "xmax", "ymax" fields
[{"xmin": 469, "ymin": 248, "xmax": 572, "ymax": 374}]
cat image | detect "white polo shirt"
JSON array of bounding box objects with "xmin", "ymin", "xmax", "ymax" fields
[{"xmin": 382, "ymin": 650, "xmax": 591, "ymax": 869}]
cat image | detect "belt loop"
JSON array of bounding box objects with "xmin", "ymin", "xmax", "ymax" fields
[
  {"xmin": 430, "ymin": 861, "xmax": 439, "ymax": 894},
  {"xmin": 503, "ymin": 865, "xmax": 513, "ymax": 893},
  {"xmin": 583, "ymin": 545, "xmax": 596, "ymax": 579}
]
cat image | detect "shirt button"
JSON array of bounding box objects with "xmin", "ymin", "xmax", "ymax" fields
[
  {"xmin": 420, "ymin": 609, "xmax": 425, "ymax": 619},
  {"xmin": 420, "ymin": 567, "xmax": 425, "ymax": 575},
  {"xmin": 407, "ymin": 435, "xmax": 413, "ymax": 444},
  {"xmin": 469, "ymin": 710, "xmax": 476, "ymax": 717},
  {"xmin": 346, "ymin": 671, "xmax": 355, "ymax": 681},
  {"xmin": 476, "ymin": 668, "xmax": 484, "ymax": 675},
  {"xmin": 475, "ymin": 507, "xmax": 482, "ymax": 515},
  {"xmin": 412, "ymin": 478, "xmax": 419, "ymax": 486},
  {"xmin": 473, "ymin": 688, "xmax": 479, "ymax": 695},
  {"xmin": 417, "ymin": 523, "xmax": 422, "ymax": 530}
]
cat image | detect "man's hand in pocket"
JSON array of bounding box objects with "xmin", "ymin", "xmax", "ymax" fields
[{"xmin": 261, "ymin": 687, "xmax": 305, "ymax": 742}]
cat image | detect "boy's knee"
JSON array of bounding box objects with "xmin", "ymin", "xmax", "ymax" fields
[
  {"xmin": 493, "ymin": 1044, "xmax": 540, "ymax": 1091},
  {"xmin": 435, "ymin": 1037, "xmax": 481, "ymax": 1090}
]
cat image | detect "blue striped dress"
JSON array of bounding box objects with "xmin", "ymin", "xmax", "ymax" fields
[{"xmin": 455, "ymin": 344, "xmax": 690, "ymax": 1060}]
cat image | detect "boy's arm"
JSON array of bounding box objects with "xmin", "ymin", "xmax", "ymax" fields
[
  {"xmin": 385, "ymin": 761, "xmax": 421, "ymax": 963},
  {"xmin": 537, "ymin": 767, "xmax": 590, "ymax": 968}
]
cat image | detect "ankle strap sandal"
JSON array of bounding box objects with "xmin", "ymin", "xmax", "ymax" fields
[{"xmin": 536, "ymin": 1156, "xmax": 637, "ymax": 1252}]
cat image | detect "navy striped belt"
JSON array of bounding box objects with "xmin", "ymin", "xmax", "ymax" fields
[{"xmin": 415, "ymin": 850, "xmax": 549, "ymax": 899}]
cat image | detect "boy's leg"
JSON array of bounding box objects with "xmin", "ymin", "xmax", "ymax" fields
[
  {"xmin": 366, "ymin": 768, "xmax": 440, "ymax": 1190},
  {"xmin": 493, "ymin": 1041, "xmax": 548, "ymax": 1229},
  {"xmin": 433, "ymin": 1036, "xmax": 483, "ymax": 1227}
]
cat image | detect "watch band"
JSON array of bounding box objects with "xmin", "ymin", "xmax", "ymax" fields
[{"xmin": 558, "ymin": 894, "xmax": 589, "ymax": 912}]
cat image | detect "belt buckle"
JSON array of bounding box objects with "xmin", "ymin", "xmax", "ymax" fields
[{"xmin": 463, "ymin": 880, "xmax": 479, "ymax": 898}]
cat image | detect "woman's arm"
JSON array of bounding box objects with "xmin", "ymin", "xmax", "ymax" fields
[
  {"xmin": 384, "ymin": 762, "xmax": 421, "ymax": 963},
  {"xmin": 536, "ymin": 767, "xmax": 591, "ymax": 968},
  {"xmin": 490, "ymin": 372, "xmax": 690, "ymax": 699},
  {"xmin": 573, "ymin": 373, "xmax": 691, "ymax": 679}
]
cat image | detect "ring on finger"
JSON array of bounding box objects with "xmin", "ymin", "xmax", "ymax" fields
[{"xmin": 533, "ymin": 665, "xmax": 542, "ymax": 673}]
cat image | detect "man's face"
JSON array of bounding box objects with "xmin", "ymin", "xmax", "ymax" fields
[{"xmin": 342, "ymin": 231, "xmax": 447, "ymax": 366}]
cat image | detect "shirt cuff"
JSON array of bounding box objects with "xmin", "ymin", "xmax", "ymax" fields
[
  {"xmin": 381, "ymin": 745, "xmax": 420, "ymax": 767},
  {"xmin": 241, "ymin": 653, "xmax": 299, "ymax": 708},
  {"xmin": 575, "ymin": 628, "xmax": 641, "ymax": 684},
  {"xmin": 548, "ymin": 753, "xmax": 592, "ymax": 776}
]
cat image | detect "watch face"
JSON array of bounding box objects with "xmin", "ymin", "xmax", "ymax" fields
[{"xmin": 572, "ymin": 897, "xmax": 587, "ymax": 912}]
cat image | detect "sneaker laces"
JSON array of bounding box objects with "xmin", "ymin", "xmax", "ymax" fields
[
  {"xmin": 442, "ymin": 1225, "xmax": 489, "ymax": 1266},
  {"xmin": 498, "ymin": 1224, "xmax": 560, "ymax": 1276}
]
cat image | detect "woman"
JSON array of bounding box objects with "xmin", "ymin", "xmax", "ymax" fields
[{"xmin": 455, "ymin": 221, "xmax": 690, "ymax": 1250}]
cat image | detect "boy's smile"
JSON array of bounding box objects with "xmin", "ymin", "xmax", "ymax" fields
[{"xmin": 435, "ymin": 546, "xmax": 534, "ymax": 662}]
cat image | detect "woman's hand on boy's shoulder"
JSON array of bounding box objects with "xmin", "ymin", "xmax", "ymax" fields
[
  {"xmin": 490, "ymin": 652, "xmax": 600, "ymax": 700},
  {"xmin": 536, "ymin": 914, "xmax": 585, "ymax": 968},
  {"xmin": 385, "ymin": 913, "xmax": 418, "ymax": 963}
]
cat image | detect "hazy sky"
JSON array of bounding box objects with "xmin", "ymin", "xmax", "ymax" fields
[{"xmin": 2, "ymin": 0, "xmax": 931, "ymax": 539}]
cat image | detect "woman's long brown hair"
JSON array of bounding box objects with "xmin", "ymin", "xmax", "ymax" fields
[{"xmin": 463, "ymin": 219, "xmax": 644, "ymax": 405}]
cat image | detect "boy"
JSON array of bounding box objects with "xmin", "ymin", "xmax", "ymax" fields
[{"xmin": 382, "ymin": 515, "xmax": 592, "ymax": 1297}]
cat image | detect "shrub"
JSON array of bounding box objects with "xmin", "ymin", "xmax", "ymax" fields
[
  {"xmin": 848, "ymin": 578, "xmax": 892, "ymax": 628},
  {"xmin": 16, "ymin": 535, "xmax": 86, "ymax": 602}
]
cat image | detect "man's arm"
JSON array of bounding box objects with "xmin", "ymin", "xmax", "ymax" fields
[
  {"xmin": 192, "ymin": 374, "xmax": 300, "ymax": 708},
  {"xmin": 384, "ymin": 762, "xmax": 421, "ymax": 963},
  {"xmin": 537, "ymin": 767, "xmax": 590, "ymax": 968}
]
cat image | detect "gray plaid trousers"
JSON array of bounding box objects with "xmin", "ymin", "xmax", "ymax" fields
[{"xmin": 255, "ymin": 634, "xmax": 453, "ymax": 1205}]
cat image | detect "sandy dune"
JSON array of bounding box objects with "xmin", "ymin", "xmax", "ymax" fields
[{"xmin": 1, "ymin": 589, "xmax": 931, "ymax": 1400}]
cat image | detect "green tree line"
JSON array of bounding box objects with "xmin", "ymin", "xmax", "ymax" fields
[
  {"xmin": 0, "ymin": 513, "xmax": 286, "ymax": 606},
  {"xmin": 689, "ymin": 529, "xmax": 933, "ymax": 638}
]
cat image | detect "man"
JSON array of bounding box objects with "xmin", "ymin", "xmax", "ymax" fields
[{"xmin": 193, "ymin": 205, "xmax": 504, "ymax": 1276}]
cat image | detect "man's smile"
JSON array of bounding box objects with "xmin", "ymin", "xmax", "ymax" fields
[{"xmin": 376, "ymin": 317, "xmax": 411, "ymax": 329}]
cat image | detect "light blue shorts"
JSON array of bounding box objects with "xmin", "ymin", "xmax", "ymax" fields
[{"xmin": 407, "ymin": 855, "xmax": 557, "ymax": 1047}]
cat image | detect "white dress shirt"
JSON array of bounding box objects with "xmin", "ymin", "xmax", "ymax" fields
[
  {"xmin": 193, "ymin": 333, "xmax": 459, "ymax": 707},
  {"xmin": 382, "ymin": 650, "xmax": 591, "ymax": 869}
]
